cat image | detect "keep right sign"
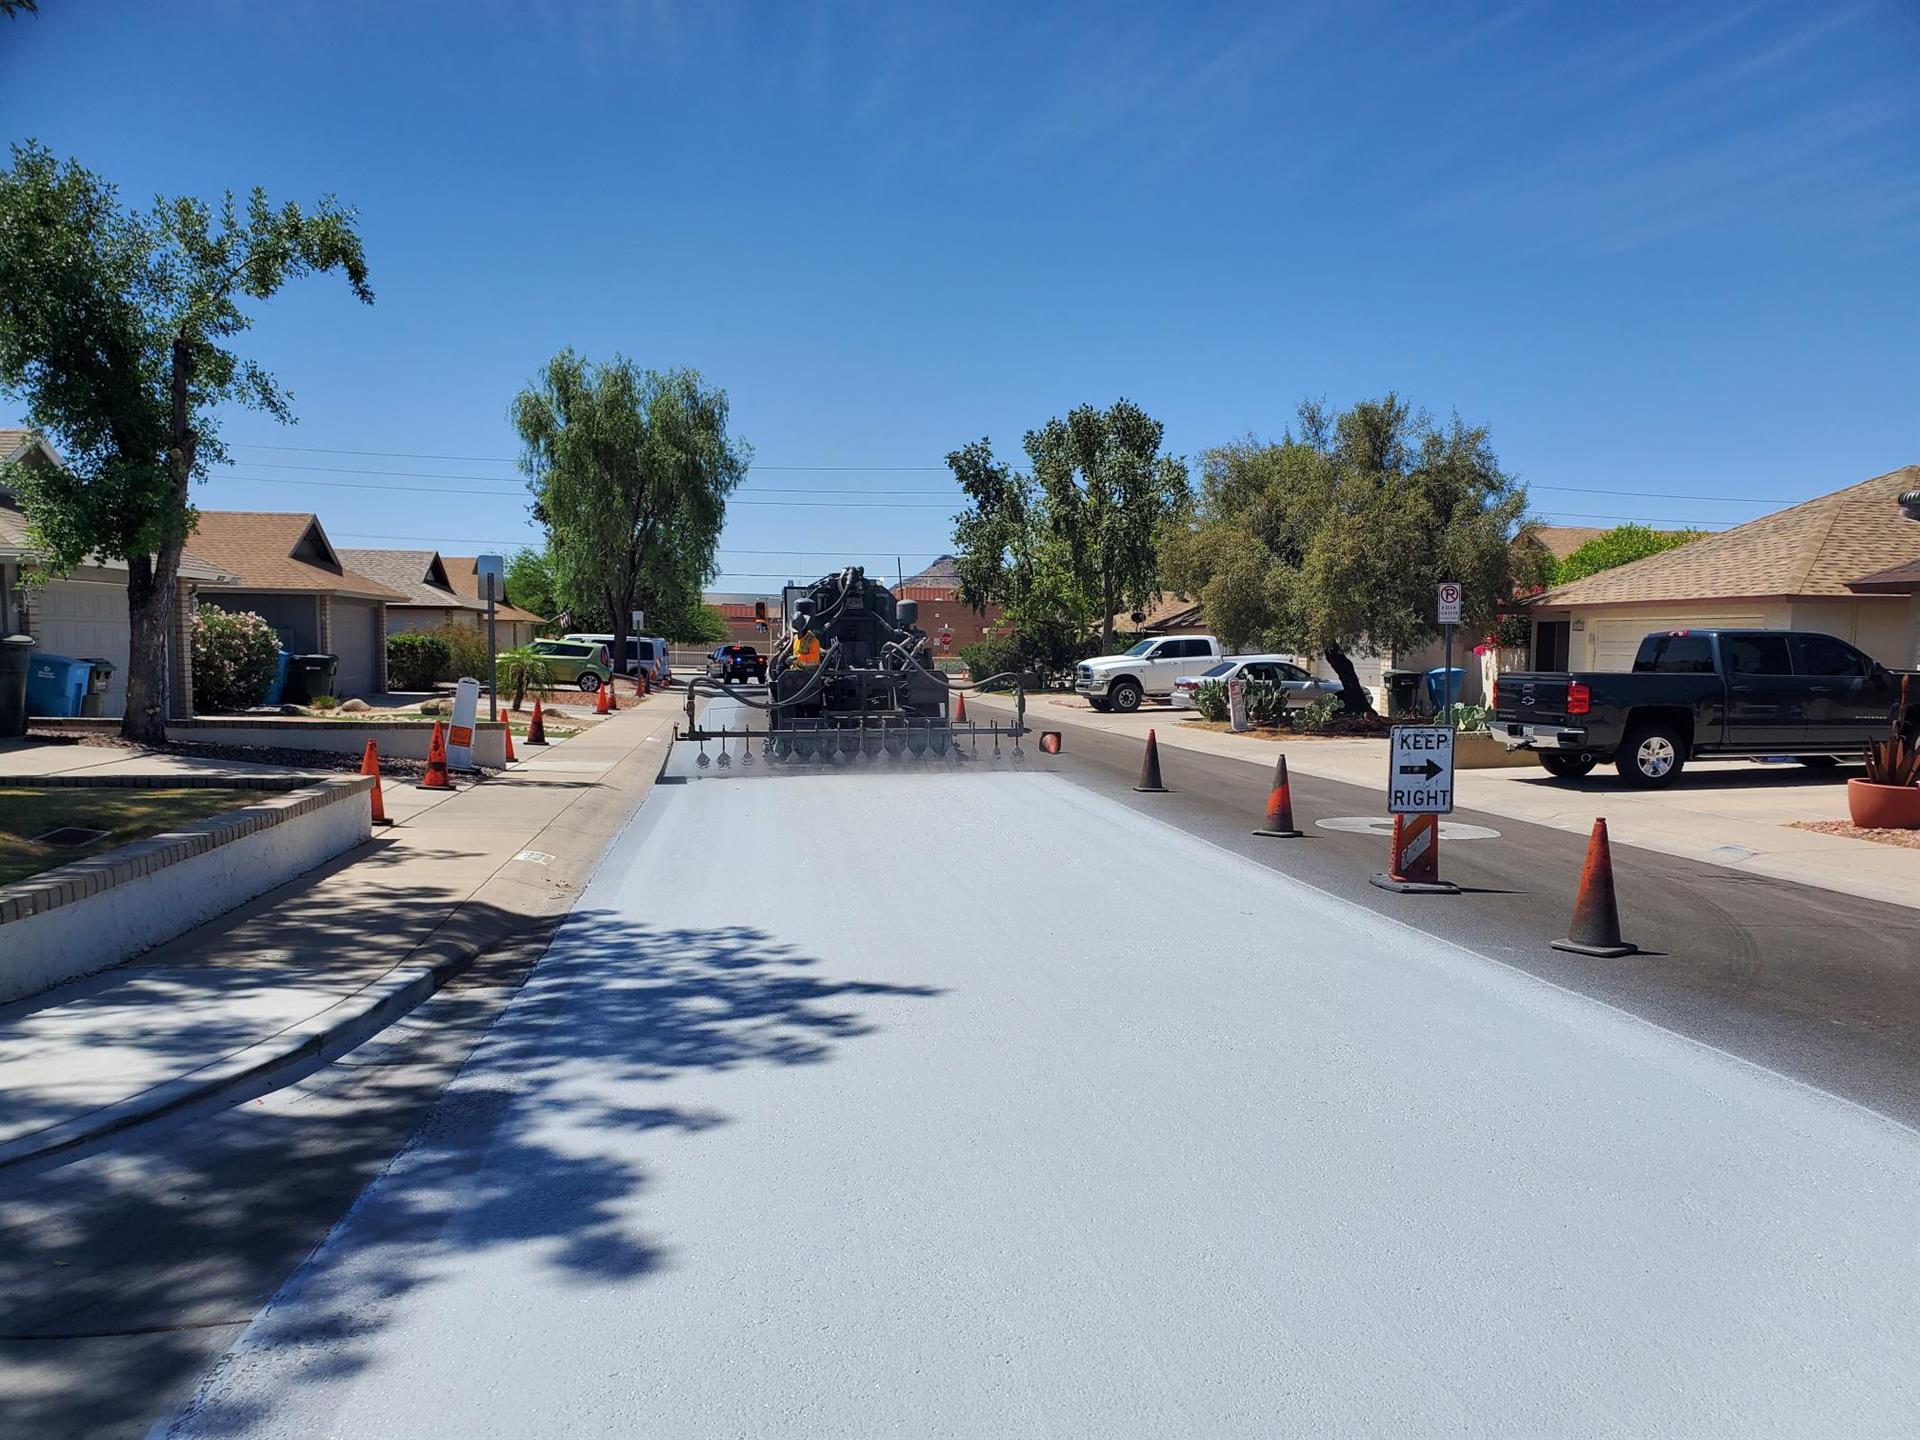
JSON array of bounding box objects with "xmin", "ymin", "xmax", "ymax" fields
[{"xmin": 1388, "ymin": 725, "xmax": 1454, "ymax": 814}]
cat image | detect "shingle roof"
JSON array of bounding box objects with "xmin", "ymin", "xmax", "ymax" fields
[
  {"xmin": 1110, "ymin": 592, "xmax": 1205, "ymax": 634},
  {"xmin": 1530, "ymin": 525, "xmax": 1610, "ymax": 561},
  {"xmin": 0, "ymin": 428, "xmax": 30, "ymax": 462},
  {"xmin": 1536, "ymin": 466, "xmax": 1920, "ymax": 607},
  {"xmin": 440, "ymin": 555, "xmax": 546, "ymax": 624},
  {"xmin": 337, "ymin": 549, "xmax": 478, "ymax": 610},
  {"xmin": 1, "ymin": 444, "xmax": 234, "ymax": 582},
  {"xmin": 185, "ymin": 512, "xmax": 407, "ymax": 600},
  {"xmin": 1849, "ymin": 557, "xmax": 1920, "ymax": 594}
]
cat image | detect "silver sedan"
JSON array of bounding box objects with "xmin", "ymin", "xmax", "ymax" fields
[{"xmin": 1169, "ymin": 656, "xmax": 1342, "ymax": 710}]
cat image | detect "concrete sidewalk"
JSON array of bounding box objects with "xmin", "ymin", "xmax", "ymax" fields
[
  {"xmin": 0, "ymin": 701, "xmax": 682, "ymax": 1173},
  {"xmin": 977, "ymin": 692, "xmax": 1920, "ymax": 911}
]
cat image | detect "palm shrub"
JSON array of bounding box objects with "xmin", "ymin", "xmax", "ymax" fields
[
  {"xmin": 496, "ymin": 646, "xmax": 557, "ymax": 710},
  {"xmin": 191, "ymin": 608, "xmax": 281, "ymax": 713},
  {"xmin": 386, "ymin": 631, "xmax": 451, "ymax": 691}
]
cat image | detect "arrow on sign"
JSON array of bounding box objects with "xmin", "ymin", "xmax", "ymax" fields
[{"xmin": 1398, "ymin": 758, "xmax": 1444, "ymax": 781}]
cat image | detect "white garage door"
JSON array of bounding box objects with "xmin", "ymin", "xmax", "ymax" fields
[
  {"xmin": 32, "ymin": 576, "xmax": 131, "ymax": 715},
  {"xmin": 331, "ymin": 599, "xmax": 383, "ymax": 698},
  {"xmin": 1589, "ymin": 613, "xmax": 1763, "ymax": 672}
]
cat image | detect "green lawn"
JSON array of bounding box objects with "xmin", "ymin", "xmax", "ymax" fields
[{"xmin": 0, "ymin": 787, "xmax": 262, "ymax": 887}]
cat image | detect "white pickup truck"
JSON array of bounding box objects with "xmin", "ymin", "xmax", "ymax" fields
[{"xmin": 1074, "ymin": 635, "xmax": 1226, "ymax": 712}]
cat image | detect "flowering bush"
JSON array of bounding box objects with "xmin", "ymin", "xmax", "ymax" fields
[{"xmin": 191, "ymin": 608, "xmax": 282, "ymax": 713}]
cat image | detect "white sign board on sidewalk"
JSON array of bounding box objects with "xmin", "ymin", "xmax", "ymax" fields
[
  {"xmin": 1437, "ymin": 581, "xmax": 1462, "ymax": 625},
  {"xmin": 1227, "ymin": 677, "xmax": 1249, "ymax": 732},
  {"xmin": 1388, "ymin": 724, "xmax": 1454, "ymax": 814},
  {"xmin": 448, "ymin": 676, "xmax": 480, "ymax": 772}
]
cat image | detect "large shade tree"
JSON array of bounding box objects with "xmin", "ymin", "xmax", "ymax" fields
[
  {"xmin": 511, "ymin": 352, "xmax": 747, "ymax": 672},
  {"xmin": 0, "ymin": 142, "xmax": 371, "ymax": 740},
  {"xmin": 1161, "ymin": 396, "xmax": 1550, "ymax": 713},
  {"xmin": 951, "ymin": 399, "xmax": 1189, "ymax": 653}
]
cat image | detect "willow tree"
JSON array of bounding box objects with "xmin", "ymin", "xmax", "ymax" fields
[
  {"xmin": 1161, "ymin": 396, "xmax": 1548, "ymax": 713},
  {"xmin": 0, "ymin": 142, "xmax": 371, "ymax": 741},
  {"xmin": 511, "ymin": 353, "xmax": 747, "ymax": 671}
]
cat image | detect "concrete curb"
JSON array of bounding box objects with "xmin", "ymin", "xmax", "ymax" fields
[{"xmin": 0, "ymin": 711, "xmax": 680, "ymax": 1177}]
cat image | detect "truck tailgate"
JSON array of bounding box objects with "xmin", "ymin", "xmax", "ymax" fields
[{"xmin": 1494, "ymin": 672, "xmax": 1575, "ymax": 720}]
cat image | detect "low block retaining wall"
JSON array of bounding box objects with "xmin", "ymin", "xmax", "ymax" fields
[
  {"xmin": 0, "ymin": 775, "xmax": 373, "ymax": 1004},
  {"xmin": 167, "ymin": 717, "xmax": 509, "ymax": 767}
]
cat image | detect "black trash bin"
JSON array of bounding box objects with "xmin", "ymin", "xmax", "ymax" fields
[
  {"xmin": 0, "ymin": 634, "xmax": 32, "ymax": 738},
  {"xmin": 286, "ymin": 653, "xmax": 340, "ymax": 704},
  {"xmin": 1385, "ymin": 669, "xmax": 1423, "ymax": 718}
]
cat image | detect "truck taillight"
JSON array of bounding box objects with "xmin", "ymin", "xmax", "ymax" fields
[
  {"xmin": 1567, "ymin": 681, "xmax": 1591, "ymax": 715},
  {"xmin": 1492, "ymin": 681, "xmax": 1504, "ymax": 710}
]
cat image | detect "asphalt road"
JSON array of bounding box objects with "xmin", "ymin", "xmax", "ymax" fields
[{"xmin": 155, "ymin": 706, "xmax": 1920, "ymax": 1437}]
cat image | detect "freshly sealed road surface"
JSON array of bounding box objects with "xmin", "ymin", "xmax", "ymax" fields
[{"xmin": 162, "ymin": 748, "xmax": 1920, "ymax": 1436}]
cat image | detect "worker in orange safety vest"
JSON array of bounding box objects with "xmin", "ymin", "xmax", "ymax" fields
[{"xmin": 791, "ymin": 617, "xmax": 823, "ymax": 668}]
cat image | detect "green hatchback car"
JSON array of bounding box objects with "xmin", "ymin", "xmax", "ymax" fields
[{"xmin": 529, "ymin": 638, "xmax": 613, "ymax": 692}]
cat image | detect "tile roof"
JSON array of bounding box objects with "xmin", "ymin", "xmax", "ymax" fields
[
  {"xmin": 439, "ymin": 556, "xmax": 547, "ymax": 624},
  {"xmin": 1536, "ymin": 466, "xmax": 1920, "ymax": 607},
  {"xmin": 337, "ymin": 549, "xmax": 477, "ymax": 610},
  {"xmin": 185, "ymin": 512, "xmax": 407, "ymax": 600}
]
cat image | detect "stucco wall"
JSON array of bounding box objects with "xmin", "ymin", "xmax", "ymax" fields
[
  {"xmin": 0, "ymin": 777, "xmax": 371, "ymax": 1004},
  {"xmin": 1786, "ymin": 598, "xmax": 1913, "ymax": 667}
]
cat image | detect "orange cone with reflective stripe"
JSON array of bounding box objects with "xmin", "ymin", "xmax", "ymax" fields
[
  {"xmin": 1133, "ymin": 728, "xmax": 1168, "ymax": 793},
  {"xmin": 360, "ymin": 739, "xmax": 392, "ymax": 824},
  {"xmin": 1552, "ymin": 818, "xmax": 1636, "ymax": 957},
  {"xmin": 1253, "ymin": 753, "xmax": 1303, "ymax": 837},
  {"xmin": 417, "ymin": 721, "xmax": 453, "ymax": 790},
  {"xmin": 953, "ymin": 691, "xmax": 967, "ymax": 723},
  {"xmin": 595, "ymin": 679, "xmax": 611, "ymax": 715},
  {"xmin": 503, "ymin": 720, "xmax": 516, "ymax": 763},
  {"xmin": 1369, "ymin": 812, "xmax": 1457, "ymax": 893},
  {"xmin": 527, "ymin": 697, "xmax": 548, "ymax": 745}
]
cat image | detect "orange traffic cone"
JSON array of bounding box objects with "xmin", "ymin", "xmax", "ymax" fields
[
  {"xmin": 503, "ymin": 720, "xmax": 516, "ymax": 763},
  {"xmin": 1369, "ymin": 812, "xmax": 1457, "ymax": 893},
  {"xmin": 595, "ymin": 680, "xmax": 611, "ymax": 715},
  {"xmin": 953, "ymin": 691, "xmax": 968, "ymax": 723},
  {"xmin": 360, "ymin": 739, "xmax": 392, "ymax": 825},
  {"xmin": 417, "ymin": 721, "xmax": 453, "ymax": 790},
  {"xmin": 637, "ymin": 671, "xmax": 649, "ymax": 697},
  {"xmin": 1134, "ymin": 728, "xmax": 1168, "ymax": 793},
  {"xmin": 1253, "ymin": 753, "xmax": 1303, "ymax": 837},
  {"xmin": 1551, "ymin": 818, "xmax": 1636, "ymax": 957},
  {"xmin": 606, "ymin": 675, "xmax": 619, "ymax": 711},
  {"xmin": 527, "ymin": 697, "xmax": 549, "ymax": 746}
]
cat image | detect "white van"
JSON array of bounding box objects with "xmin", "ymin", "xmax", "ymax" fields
[{"xmin": 563, "ymin": 633, "xmax": 673, "ymax": 686}]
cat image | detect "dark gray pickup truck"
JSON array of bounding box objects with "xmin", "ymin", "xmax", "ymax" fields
[{"xmin": 1493, "ymin": 629, "xmax": 1918, "ymax": 787}]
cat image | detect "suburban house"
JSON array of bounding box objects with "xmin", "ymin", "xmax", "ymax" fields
[
  {"xmin": 1109, "ymin": 593, "xmax": 1208, "ymax": 637},
  {"xmin": 438, "ymin": 555, "xmax": 544, "ymax": 648},
  {"xmin": 2, "ymin": 428, "xmax": 238, "ymax": 719},
  {"xmin": 185, "ymin": 511, "xmax": 406, "ymax": 699},
  {"xmin": 339, "ymin": 548, "xmax": 485, "ymax": 634},
  {"xmin": 1525, "ymin": 466, "xmax": 1920, "ymax": 672},
  {"xmin": 893, "ymin": 556, "xmax": 1005, "ymax": 658}
]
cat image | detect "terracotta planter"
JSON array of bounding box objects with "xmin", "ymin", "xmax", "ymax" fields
[{"xmin": 1847, "ymin": 778, "xmax": 1920, "ymax": 829}]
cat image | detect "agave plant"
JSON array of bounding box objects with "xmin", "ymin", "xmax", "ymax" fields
[{"xmin": 1863, "ymin": 735, "xmax": 1920, "ymax": 788}]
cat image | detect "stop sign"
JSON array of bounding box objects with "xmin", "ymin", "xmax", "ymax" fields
[{"xmin": 939, "ymin": 628, "xmax": 954, "ymax": 649}]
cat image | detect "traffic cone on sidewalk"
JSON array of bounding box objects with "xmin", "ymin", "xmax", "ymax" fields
[
  {"xmin": 527, "ymin": 697, "xmax": 549, "ymax": 745},
  {"xmin": 417, "ymin": 721, "xmax": 453, "ymax": 791},
  {"xmin": 359, "ymin": 739, "xmax": 392, "ymax": 825},
  {"xmin": 503, "ymin": 720, "xmax": 517, "ymax": 763},
  {"xmin": 1369, "ymin": 813, "xmax": 1458, "ymax": 894},
  {"xmin": 595, "ymin": 680, "xmax": 611, "ymax": 715},
  {"xmin": 1551, "ymin": 818, "xmax": 1637, "ymax": 957},
  {"xmin": 1252, "ymin": 753, "xmax": 1303, "ymax": 837},
  {"xmin": 1134, "ymin": 728, "xmax": 1169, "ymax": 793},
  {"xmin": 953, "ymin": 691, "xmax": 968, "ymax": 723}
]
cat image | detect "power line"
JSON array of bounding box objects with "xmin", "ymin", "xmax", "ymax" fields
[
  {"xmin": 227, "ymin": 441, "xmax": 946, "ymax": 471},
  {"xmin": 214, "ymin": 474, "xmax": 956, "ymax": 508}
]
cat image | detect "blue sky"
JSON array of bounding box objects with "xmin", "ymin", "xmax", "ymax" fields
[{"xmin": 4, "ymin": 0, "xmax": 1917, "ymax": 593}]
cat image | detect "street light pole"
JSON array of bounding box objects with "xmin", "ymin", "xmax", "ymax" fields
[{"xmin": 487, "ymin": 592, "xmax": 497, "ymax": 723}]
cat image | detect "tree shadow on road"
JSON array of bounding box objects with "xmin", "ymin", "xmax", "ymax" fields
[{"xmin": 0, "ymin": 910, "xmax": 940, "ymax": 1439}]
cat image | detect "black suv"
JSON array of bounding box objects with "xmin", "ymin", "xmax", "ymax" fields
[{"xmin": 708, "ymin": 644, "xmax": 768, "ymax": 684}]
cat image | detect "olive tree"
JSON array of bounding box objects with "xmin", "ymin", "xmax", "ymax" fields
[{"xmin": 1162, "ymin": 396, "xmax": 1549, "ymax": 713}]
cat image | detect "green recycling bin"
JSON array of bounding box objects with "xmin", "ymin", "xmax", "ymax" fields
[{"xmin": 0, "ymin": 634, "xmax": 32, "ymax": 738}]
